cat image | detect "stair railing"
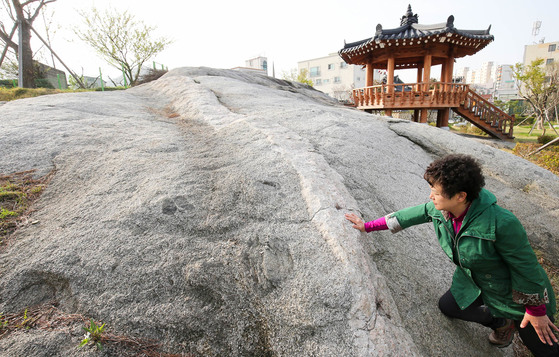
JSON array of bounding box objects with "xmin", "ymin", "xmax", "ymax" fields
[{"xmin": 461, "ymin": 89, "xmax": 514, "ymax": 138}]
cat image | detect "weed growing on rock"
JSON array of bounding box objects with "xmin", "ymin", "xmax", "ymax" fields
[
  {"xmin": 0, "ymin": 208, "xmax": 17, "ymax": 219},
  {"xmin": 19, "ymin": 309, "xmax": 31, "ymax": 330},
  {"xmin": 80, "ymin": 319, "xmax": 106, "ymax": 350},
  {"xmin": 0, "ymin": 170, "xmax": 53, "ymax": 246},
  {"xmin": 0, "ymin": 302, "xmax": 181, "ymax": 355},
  {"xmin": 0, "ymin": 312, "xmax": 7, "ymax": 329}
]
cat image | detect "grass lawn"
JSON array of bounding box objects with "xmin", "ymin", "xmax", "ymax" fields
[{"xmin": 513, "ymin": 124, "xmax": 559, "ymax": 143}]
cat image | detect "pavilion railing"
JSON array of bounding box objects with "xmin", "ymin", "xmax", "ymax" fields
[
  {"xmin": 352, "ymin": 82, "xmax": 514, "ymax": 139},
  {"xmin": 352, "ymin": 82, "xmax": 470, "ymax": 109}
]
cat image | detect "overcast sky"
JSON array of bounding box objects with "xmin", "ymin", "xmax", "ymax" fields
[{"xmin": 7, "ymin": 0, "xmax": 559, "ymax": 83}]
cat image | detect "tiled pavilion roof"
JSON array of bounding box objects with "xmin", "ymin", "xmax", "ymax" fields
[{"xmin": 339, "ymin": 5, "xmax": 494, "ymax": 68}]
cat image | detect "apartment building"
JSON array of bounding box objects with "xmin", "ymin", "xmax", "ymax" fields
[
  {"xmin": 494, "ymin": 64, "xmax": 518, "ymax": 101},
  {"xmin": 455, "ymin": 67, "xmax": 470, "ymax": 83},
  {"xmin": 232, "ymin": 56, "xmax": 268, "ymax": 75},
  {"xmin": 298, "ymin": 53, "xmax": 381, "ymax": 101},
  {"xmin": 523, "ymin": 41, "xmax": 559, "ymax": 67},
  {"xmin": 477, "ymin": 62, "xmax": 495, "ymax": 86}
]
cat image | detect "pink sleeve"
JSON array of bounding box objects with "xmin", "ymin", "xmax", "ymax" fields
[
  {"xmin": 364, "ymin": 217, "xmax": 388, "ymax": 233},
  {"xmin": 525, "ymin": 304, "xmax": 546, "ymax": 317}
]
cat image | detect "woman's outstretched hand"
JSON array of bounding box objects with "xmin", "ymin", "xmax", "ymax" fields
[
  {"xmin": 520, "ymin": 312, "xmax": 559, "ymax": 345},
  {"xmin": 345, "ymin": 213, "xmax": 365, "ymax": 232}
]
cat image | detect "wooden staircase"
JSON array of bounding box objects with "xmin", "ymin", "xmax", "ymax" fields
[{"xmin": 452, "ymin": 88, "xmax": 514, "ymax": 140}]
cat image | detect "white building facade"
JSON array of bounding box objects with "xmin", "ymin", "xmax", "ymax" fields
[
  {"xmin": 456, "ymin": 67, "xmax": 469, "ymax": 83},
  {"xmin": 494, "ymin": 64, "xmax": 518, "ymax": 101},
  {"xmin": 477, "ymin": 61, "xmax": 495, "ymax": 86},
  {"xmin": 523, "ymin": 41, "xmax": 559, "ymax": 67},
  {"xmin": 232, "ymin": 56, "xmax": 268, "ymax": 75},
  {"xmin": 298, "ymin": 53, "xmax": 382, "ymax": 101}
]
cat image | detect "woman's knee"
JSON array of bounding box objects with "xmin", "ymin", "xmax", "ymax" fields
[{"xmin": 438, "ymin": 290, "xmax": 461, "ymax": 317}]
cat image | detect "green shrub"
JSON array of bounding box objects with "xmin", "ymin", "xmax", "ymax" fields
[
  {"xmin": 537, "ymin": 135, "xmax": 558, "ymax": 145},
  {"xmin": 0, "ymin": 79, "xmax": 16, "ymax": 89},
  {"xmin": 467, "ymin": 125, "xmax": 488, "ymax": 136},
  {"xmin": 34, "ymin": 78, "xmax": 54, "ymax": 89}
]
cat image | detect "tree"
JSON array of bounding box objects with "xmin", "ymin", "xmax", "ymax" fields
[
  {"xmin": 332, "ymin": 84, "xmax": 351, "ymax": 102},
  {"xmin": 74, "ymin": 7, "xmax": 172, "ymax": 86},
  {"xmin": 282, "ymin": 68, "xmax": 313, "ymax": 86},
  {"xmin": 38, "ymin": 7, "xmax": 59, "ymax": 68},
  {"xmin": 513, "ymin": 59, "xmax": 559, "ymax": 135},
  {"xmin": 0, "ymin": 0, "xmax": 56, "ymax": 87}
]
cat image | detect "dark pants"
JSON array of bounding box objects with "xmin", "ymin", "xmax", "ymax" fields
[{"xmin": 438, "ymin": 289, "xmax": 559, "ymax": 357}]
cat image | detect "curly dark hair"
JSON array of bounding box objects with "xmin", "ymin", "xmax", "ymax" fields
[{"xmin": 423, "ymin": 154, "xmax": 485, "ymax": 202}]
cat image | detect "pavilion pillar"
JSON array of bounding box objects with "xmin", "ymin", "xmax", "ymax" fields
[
  {"xmin": 446, "ymin": 56, "xmax": 455, "ymax": 83},
  {"xmin": 385, "ymin": 55, "xmax": 395, "ymax": 117},
  {"xmin": 441, "ymin": 60, "xmax": 448, "ymax": 83},
  {"xmin": 366, "ymin": 63, "xmax": 375, "ymax": 87},
  {"xmin": 413, "ymin": 64, "xmax": 422, "ymax": 122},
  {"xmin": 438, "ymin": 56, "xmax": 455, "ymax": 129},
  {"xmin": 420, "ymin": 53, "xmax": 432, "ymax": 123},
  {"xmin": 437, "ymin": 59, "xmax": 448, "ymax": 128},
  {"xmin": 422, "ymin": 54, "xmax": 432, "ymax": 88},
  {"xmin": 413, "ymin": 110, "xmax": 420, "ymax": 122}
]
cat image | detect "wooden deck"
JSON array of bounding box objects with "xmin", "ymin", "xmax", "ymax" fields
[
  {"xmin": 352, "ymin": 82, "xmax": 469, "ymax": 110},
  {"xmin": 352, "ymin": 82, "xmax": 514, "ymax": 140}
]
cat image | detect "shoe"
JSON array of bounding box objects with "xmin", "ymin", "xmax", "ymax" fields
[{"xmin": 488, "ymin": 318, "xmax": 515, "ymax": 348}]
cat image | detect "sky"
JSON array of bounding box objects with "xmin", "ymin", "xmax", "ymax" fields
[{"xmin": 4, "ymin": 0, "xmax": 559, "ymax": 83}]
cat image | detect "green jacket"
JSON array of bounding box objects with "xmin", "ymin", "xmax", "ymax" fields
[{"xmin": 386, "ymin": 188, "xmax": 556, "ymax": 320}]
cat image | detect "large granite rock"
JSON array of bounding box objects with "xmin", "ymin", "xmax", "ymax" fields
[{"xmin": 1, "ymin": 67, "xmax": 558, "ymax": 356}]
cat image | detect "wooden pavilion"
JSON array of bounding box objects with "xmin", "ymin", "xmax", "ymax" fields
[{"xmin": 339, "ymin": 5, "xmax": 514, "ymax": 140}]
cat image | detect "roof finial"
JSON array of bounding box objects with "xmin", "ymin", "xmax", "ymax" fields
[
  {"xmin": 446, "ymin": 15, "xmax": 454, "ymax": 28},
  {"xmin": 401, "ymin": 4, "xmax": 418, "ymax": 26}
]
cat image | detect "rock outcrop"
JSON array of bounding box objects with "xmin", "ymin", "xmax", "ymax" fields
[{"xmin": 1, "ymin": 67, "xmax": 558, "ymax": 356}]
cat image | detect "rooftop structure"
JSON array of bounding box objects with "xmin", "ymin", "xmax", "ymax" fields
[
  {"xmin": 340, "ymin": 6, "xmax": 493, "ymax": 71},
  {"xmin": 232, "ymin": 56, "xmax": 268, "ymax": 75},
  {"xmin": 339, "ymin": 5, "xmax": 513, "ymax": 140}
]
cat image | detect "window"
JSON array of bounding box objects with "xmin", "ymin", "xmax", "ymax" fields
[
  {"xmin": 328, "ymin": 63, "xmax": 336, "ymax": 70},
  {"xmin": 334, "ymin": 76, "xmax": 341, "ymax": 83},
  {"xmin": 549, "ymin": 44, "xmax": 557, "ymax": 52},
  {"xmin": 323, "ymin": 79, "xmax": 330, "ymax": 84},
  {"xmin": 315, "ymin": 79, "xmax": 322, "ymax": 85},
  {"xmin": 340, "ymin": 62, "xmax": 348, "ymax": 69},
  {"xmin": 546, "ymin": 58, "xmax": 554, "ymax": 65},
  {"xmin": 310, "ymin": 66, "xmax": 321, "ymax": 77}
]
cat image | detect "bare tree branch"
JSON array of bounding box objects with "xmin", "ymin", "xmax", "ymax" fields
[
  {"xmin": 0, "ymin": 22, "xmax": 18, "ymax": 66},
  {"xmin": 29, "ymin": 0, "xmax": 56, "ymax": 23},
  {"xmin": 2, "ymin": 0, "xmax": 16, "ymax": 21},
  {"xmin": 26, "ymin": 19, "xmax": 85, "ymax": 88}
]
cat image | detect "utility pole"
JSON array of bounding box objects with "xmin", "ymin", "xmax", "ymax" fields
[{"xmin": 17, "ymin": 20, "xmax": 23, "ymax": 87}]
